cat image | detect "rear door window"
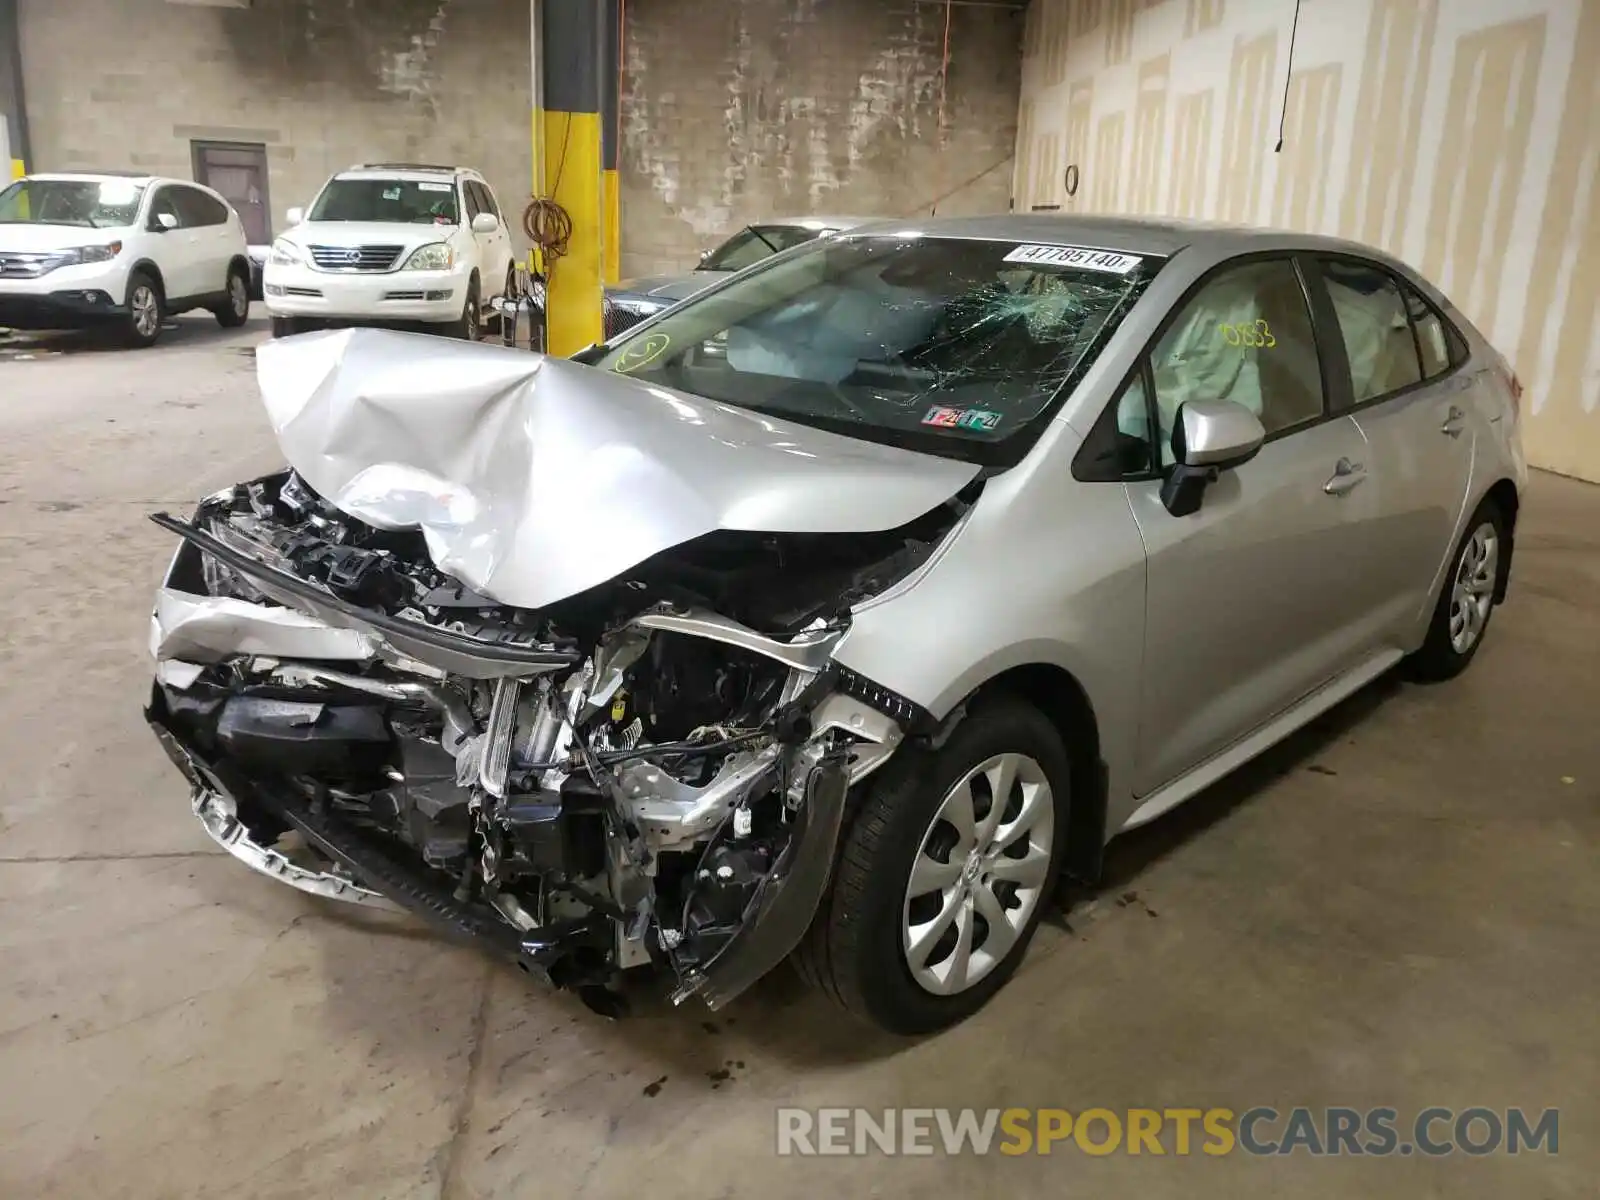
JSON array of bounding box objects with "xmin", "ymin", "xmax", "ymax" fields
[
  {"xmin": 176, "ymin": 186, "xmax": 229, "ymax": 228},
  {"xmin": 1397, "ymin": 281, "xmax": 1466, "ymax": 379},
  {"xmin": 1318, "ymin": 257, "xmax": 1423, "ymax": 403}
]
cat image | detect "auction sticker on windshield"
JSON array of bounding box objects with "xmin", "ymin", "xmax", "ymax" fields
[{"xmin": 1003, "ymin": 244, "xmax": 1143, "ymax": 274}]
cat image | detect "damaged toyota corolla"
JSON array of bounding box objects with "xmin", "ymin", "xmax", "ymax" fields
[{"xmin": 145, "ymin": 216, "xmax": 1524, "ymax": 1034}]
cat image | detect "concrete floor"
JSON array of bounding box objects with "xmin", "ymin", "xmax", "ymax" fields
[{"xmin": 1, "ymin": 316, "xmax": 1596, "ymax": 1199}]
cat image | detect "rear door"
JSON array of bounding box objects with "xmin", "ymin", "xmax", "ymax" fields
[
  {"xmin": 1307, "ymin": 256, "xmax": 1477, "ymax": 648},
  {"xmin": 1124, "ymin": 254, "xmax": 1388, "ymax": 794}
]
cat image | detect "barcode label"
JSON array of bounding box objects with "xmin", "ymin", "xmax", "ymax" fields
[{"xmin": 1003, "ymin": 244, "xmax": 1144, "ymax": 274}]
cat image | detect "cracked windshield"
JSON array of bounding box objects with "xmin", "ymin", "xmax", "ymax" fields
[{"xmin": 597, "ymin": 235, "xmax": 1159, "ymax": 462}]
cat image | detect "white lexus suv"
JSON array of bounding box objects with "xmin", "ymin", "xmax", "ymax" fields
[
  {"xmin": 264, "ymin": 164, "xmax": 514, "ymax": 341},
  {"xmin": 0, "ymin": 171, "xmax": 251, "ymax": 348}
]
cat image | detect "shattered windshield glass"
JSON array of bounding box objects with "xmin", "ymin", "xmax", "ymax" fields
[{"xmin": 595, "ymin": 235, "xmax": 1160, "ymax": 464}]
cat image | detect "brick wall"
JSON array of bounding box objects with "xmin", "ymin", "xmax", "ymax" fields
[
  {"xmin": 619, "ymin": 0, "xmax": 1024, "ymax": 277},
  {"xmin": 17, "ymin": 0, "xmax": 1022, "ymax": 276},
  {"xmin": 17, "ymin": 0, "xmax": 533, "ymax": 249}
]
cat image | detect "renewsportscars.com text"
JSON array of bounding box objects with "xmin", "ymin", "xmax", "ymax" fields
[{"xmin": 775, "ymin": 1106, "xmax": 1560, "ymax": 1157}]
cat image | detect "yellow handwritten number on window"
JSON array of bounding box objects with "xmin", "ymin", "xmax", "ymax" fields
[{"xmin": 1218, "ymin": 320, "xmax": 1277, "ymax": 349}]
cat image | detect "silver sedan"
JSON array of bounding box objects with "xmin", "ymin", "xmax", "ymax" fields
[{"xmin": 148, "ymin": 214, "xmax": 1525, "ymax": 1036}]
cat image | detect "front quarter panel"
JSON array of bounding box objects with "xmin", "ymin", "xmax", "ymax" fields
[{"xmin": 832, "ymin": 417, "xmax": 1148, "ymax": 822}]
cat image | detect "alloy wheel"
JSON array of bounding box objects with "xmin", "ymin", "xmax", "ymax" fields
[
  {"xmin": 131, "ymin": 285, "xmax": 160, "ymax": 339},
  {"xmin": 1448, "ymin": 521, "xmax": 1498, "ymax": 654},
  {"xmin": 229, "ymin": 274, "xmax": 248, "ymax": 317},
  {"xmin": 902, "ymin": 752, "xmax": 1054, "ymax": 996}
]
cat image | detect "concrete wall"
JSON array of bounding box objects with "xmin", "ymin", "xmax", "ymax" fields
[
  {"xmin": 618, "ymin": 0, "xmax": 1024, "ymax": 278},
  {"xmin": 17, "ymin": 0, "xmax": 534, "ymax": 248},
  {"xmin": 16, "ymin": 0, "xmax": 1025, "ymax": 288},
  {"xmin": 1016, "ymin": 0, "xmax": 1600, "ymax": 484}
]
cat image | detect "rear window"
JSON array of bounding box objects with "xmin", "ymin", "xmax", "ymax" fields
[
  {"xmin": 596, "ymin": 234, "xmax": 1161, "ymax": 465},
  {"xmin": 701, "ymin": 225, "xmax": 832, "ymax": 271}
]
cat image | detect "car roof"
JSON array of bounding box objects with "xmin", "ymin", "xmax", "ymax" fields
[
  {"xmin": 837, "ymin": 212, "xmax": 1422, "ymax": 268},
  {"xmin": 342, "ymin": 163, "xmax": 483, "ymax": 180},
  {"xmin": 17, "ymin": 171, "xmax": 161, "ymax": 186},
  {"xmin": 753, "ymin": 215, "xmax": 874, "ymax": 231}
]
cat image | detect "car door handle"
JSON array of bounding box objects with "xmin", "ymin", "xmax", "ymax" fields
[
  {"xmin": 1324, "ymin": 458, "xmax": 1367, "ymax": 496},
  {"xmin": 1441, "ymin": 405, "xmax": 1466, "ymax": 437}
]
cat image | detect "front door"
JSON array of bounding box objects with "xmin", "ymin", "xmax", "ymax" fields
[
  {"xmin": 467, "ymin": 181, "xmax": 512, "ymax": 295},
  {"xmin": 1127, "ymin": 256, "xmax": 1390, "ymax": 795},
  {"xmin": 145, "ymin": 185, "xmax": 204, "ymax": 299},
  {"xmin": 192, "ymin": 141, "xmax": 271, "ymax": 246},
  {"xmin": 1312, "ymin": 257, "xmax": 1478, "ymax": 648}
]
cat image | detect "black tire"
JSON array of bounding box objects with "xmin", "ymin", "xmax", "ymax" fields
[
  {"xmin": 271, "ymin": 316, "xmax": 299, "ymax": 339},
  {"xmin": 123, "ymin": 271, "xmax": 164, "ymax": 348},
  {"xmin": 214, "ymin": 266, "xmax": 251, "ymax": 328},
  {"xmin": 1406, "ymin": 496, "xmax": 1507, "ymax": 682},
  {"xmin": 500, "ymin": 263, "xmax": 519, "ymax": 346},
  {"xmin": 793, "ymin": 698, "xmax": 1070, "ymax": 1035},
  {"xmin": 446, "ymin": 276, "xmax": 481, "ymax": 340}
]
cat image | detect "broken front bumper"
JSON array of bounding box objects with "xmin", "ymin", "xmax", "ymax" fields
[
  {"xmin": 149, "ymin": 677, "xmax": 854, "ymax": 1007},
  {"xmin": 192, "ymin": 786, "xmax": 396, "ymax": 911},
  {"xmin": 149, "ymin": 695, "xmax": 614, "ymax": 987}
]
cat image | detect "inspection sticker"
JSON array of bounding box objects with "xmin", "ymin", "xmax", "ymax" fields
[
  {"xmin": 417, "ymin": 182, "xmax": 454, "ymax": 192},
  {"xmin": 1003, "ymin": 244, "xmax": 1143, "ymax": 274},
  {"xmin": 922, "ymin": 405, "xmax": 1002, "ymax": 431}
]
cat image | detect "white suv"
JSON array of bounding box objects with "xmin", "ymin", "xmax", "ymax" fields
[
  {"xmin": 264, "ymin": 164, "xmax": 514, "ymax": 340},
  {"xmin": 0, "ymin": 172, "xmax": 251, "ymax": 348}
]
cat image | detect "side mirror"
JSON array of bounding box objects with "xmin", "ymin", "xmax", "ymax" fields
[
  {"xmin": 1159, "ymin": 400, "xmax": 1266, "ymax": 517},
  {"xmin": 286, "ymin": 207, "xmax": 304, "ymax": 226},
  {"xmin": 471, "ymin": 212, "xmax": 500, "ymax": 234},
  {"xmin": 698, "ymin": 249, "xmax": 712, "ymax": 265},
  {"xmin": 152, "ymin": 211, "xmax": 178, "ymax": 231}
]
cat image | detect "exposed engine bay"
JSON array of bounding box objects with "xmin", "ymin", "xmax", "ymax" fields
[{"xmin": 147, "ymin": 466, "xmax": 973, "ymax": 1011}]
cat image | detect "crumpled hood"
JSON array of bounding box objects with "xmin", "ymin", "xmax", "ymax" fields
[
  {"xmin": 255, "ymin": 328, "xmax": 979, "ymax": 610},
  {"xmin": 612, "ymin": 271, "xmax": 722, "ymax": 301}
]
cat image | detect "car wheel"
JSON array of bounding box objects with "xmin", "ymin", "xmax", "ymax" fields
[
  {"xmin": 271, "ymin": 317, "xmax": 299, "ymax": 339},
  {"xmin": 214, "ymin": 267, "xmax": 251, "ymax": 328},
  {"xmin": 447, "ymin": 277, "xmax": 480, "ymax": 341},
  {"xmin": 1407, "ymin": 497, "xmax": 1507, "ymax": 681},
  {"xmin": 501, "ymin": 263, "xmax": 519, "ymax": 346},
  {"xmin": 124, "ymin": 272, "xmax": 164, "ymax": 348},
  {"xmin": 794, "ymin": 698, "xmax": 1069, "ymax": 1035}
]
